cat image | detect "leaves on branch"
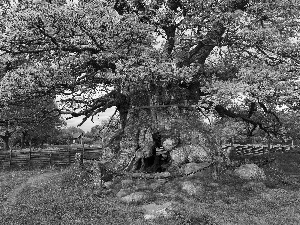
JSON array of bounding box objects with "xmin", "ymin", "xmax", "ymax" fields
[{"xmin": 0, "ymin": 0, "xmax": 299, "ymax": 148}]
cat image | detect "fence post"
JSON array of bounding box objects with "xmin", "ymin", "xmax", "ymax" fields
[
  {"xmin": 29, "ymin": 144, "xmax": 32, "ymax": 162},
  {"xmin": 81, "ymin": 135, "xmax": 84, "ymax": 165},
  {"xmin": 49, "ymin": 153, "xmax": 52, "ymax": 167},
  {"xmin": 9, "ymin": 147, "xmax": 12, "ymax": 168},
  {"xmin": 68, "ymin": 147, "xmax": 71, "ymax": 165}
]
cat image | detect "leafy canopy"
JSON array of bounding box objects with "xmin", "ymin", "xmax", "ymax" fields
[{"xmin": 0, "ymin": 0, "xmax": 299, "ymax": 145}]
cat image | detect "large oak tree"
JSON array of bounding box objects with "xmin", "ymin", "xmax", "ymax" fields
[{"xmin": 0, "ymin": 0, "xmax": 299, "ymax": 161}]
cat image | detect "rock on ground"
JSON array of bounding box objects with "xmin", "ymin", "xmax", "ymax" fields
[
  {"xmin": 171, "ymin": 145, "xmax": 211, "ymax": 165},
  {"xmin": 181, "ymin": 181, "xmax": 204, "ymax": 196},
  {"xmin": 207, "ymin": 182, "xmax": 220, "ymax": 188},
  {"xmin": 234, "ymin": 164, "xmax": 266, "ymax": 180},
  {"xmin": 121, "ymin": 179, "xmax": 134, "ymax": 188},
  {"xmin": 120, "ymin": 191, "xmax": 149, "ymax": 203},
  {"xmin": 149, "ymin": 179, "xmax": 167, "ymax": 190},
  {"xmin": 116, "ymin": 189, "xmax": 131, "ymax": 198},
  {"xmin": 142, "ymin": 202, "xmax": 174, "ymax": 220},
  {"xmin": 154, "ymin": 172, "xmax": 171, "ymax": 179},
  {"xmin": 103, "ymin": 181, "xmax": 113, "ymax": 189}
]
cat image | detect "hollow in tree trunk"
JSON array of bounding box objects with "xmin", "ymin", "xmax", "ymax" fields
[{"xmin": 129, "ymin": 131, "xmax": 172, "ymax": 173}]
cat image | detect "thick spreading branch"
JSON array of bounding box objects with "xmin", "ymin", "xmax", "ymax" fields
[
  {"xmin": 215, "ymin": 104, "xmax": 280, "ymax": 136},
  {"xmin": 65, "ymin": 90, "xmax": 130, "ymax": 130},
  {"xmin": 177, "ymin": 0, "xmax": 249, "ymax": 68}
]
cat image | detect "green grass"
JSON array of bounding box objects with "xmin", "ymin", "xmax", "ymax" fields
[
  {"xmin": 0, "ymin": 167, "xmax": 146, "ymax": 225},
  {"xmin": 1, "ymin": 152, "xmax": 300, "ymax": 225}
]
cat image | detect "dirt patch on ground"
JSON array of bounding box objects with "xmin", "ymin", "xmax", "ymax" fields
[{"xmin": 2, "ymin": 172, "xmax": 58, "ymax": 210}]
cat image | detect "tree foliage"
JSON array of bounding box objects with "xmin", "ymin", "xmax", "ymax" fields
[
  {"xmin": 0, "ymin": 0, "xmax": 299, "ymax": 152},
  {"xmin": 51, "ymin": 126, "xmax": 85, "ymax": 145},
  {"xmin": 0, "ymin": 95, "xmax": 64, "ymax": 149}
]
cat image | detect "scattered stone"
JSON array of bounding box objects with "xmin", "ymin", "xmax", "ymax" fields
[
  {"xmin": 157, "ymin": 179, "xmax": 167, "ymax": 184},
  {"xmin": 170, "ymin": 146, "xmax": 189, "ymax": 166},
  {"xmin": 148, "ymin": 178, "xmax": 167, "ymax": 190},
  {"xmin": 186, "ymin": 145, "xmax": 211, "ymax": 163},
  {"xmin": 121, "ymin": 179, "xmax": 134, "ymax": 188},
  {"xmin": 93, "ymin": 189, "xmax": 112, "ymax": 196},
  {"xmin": 207, "ymin": 182, "xmax": 219, "ymax": 188},
  {"xmin": 142, "ymin": 202, "xmax": 174, "ymax": 220},
  {"xmin": 181, "ymin": 181, "xmax": 203, "ymax": 196},
  {"xmin": 103, "ymin": 181, "xmax": 113, "ymax": 189},
  {"xmin": 154, "ymin": 172, "xmax": 171, "ymax": 179},
  {"xmin": 149, "ymin": 182, "xmax": 162, "ymax": 190},
  {"xmin": 116, "ymin": 189, "xmax": 130, "ymax": 198},
  {"xmin": 120, "ymin": 192, "xmax": 149, "ymax": 204},
  {"xmin": 170, "ymin": 144, "xmax": 212, "ymax": 166},
  {"xmin": 234, "ymin": 164, "xmax": 266, "ymax": 180},
  {"xmin": 131, "ymin": 173, "xmax": 145, "ymax": 178}
]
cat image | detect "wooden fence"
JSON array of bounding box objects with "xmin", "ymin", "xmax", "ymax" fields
[
  {"xmin": 0, "ymin": 147, "xmax": 103, "ymax": 169},
  {"xmin": 222, "ymin": 144, "xmax": 296, "ymax": 165},
  {"xmin": 0, "ymin": 144, "xmax": 296, "ymax": 170},
  {"xmin": 222, "ymin": 144, "xmax": 295, "ymax": 155}
]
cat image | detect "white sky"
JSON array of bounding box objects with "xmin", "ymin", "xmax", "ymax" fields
[{"xmin": 64, "ymin": 106, "xmax": 116, "ymax": 132}]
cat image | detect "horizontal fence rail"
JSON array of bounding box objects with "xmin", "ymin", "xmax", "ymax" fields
[{"xmin": 0, "ymin": 147, "xmax": 103, "ymax": 169}]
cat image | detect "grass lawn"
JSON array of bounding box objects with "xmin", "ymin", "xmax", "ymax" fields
[
  {"xmin": 0, "ymin": 167, "xmax": 146, "ymax": 225},
  {"xmin": 1, "ymin": 152, "xmax": 300, "ymax": 225}
]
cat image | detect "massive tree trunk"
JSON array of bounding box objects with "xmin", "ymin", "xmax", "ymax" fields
[
  {"xmin": 129, "ymin": 131, "xmax": 172, "ymax": 173},
  {"xmin": 62, "ymin": 0, "xmax": 256, "ymax": 157}
]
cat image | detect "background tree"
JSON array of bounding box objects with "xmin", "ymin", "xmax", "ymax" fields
[
  {"xmin": 51, "ymin": 126, "xmax": 85, "ymax": 145},
  {"xmin": 211, "ymin": 118, "xmax": 247, "ymax": 145},
  {"xmin": 0, "ymin": 76, "xmax": 64, "ymax": 149},
  {"xmin": 0, "ymin": 101, "xmax": 64, "ymax": 149},
  {"xmin": 86, "ymin": 116, "xmax": 122, "ymax": 147},
  {"xmin": 276, "ymin": 110, "xmax": 300, "ymax": 145}
]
